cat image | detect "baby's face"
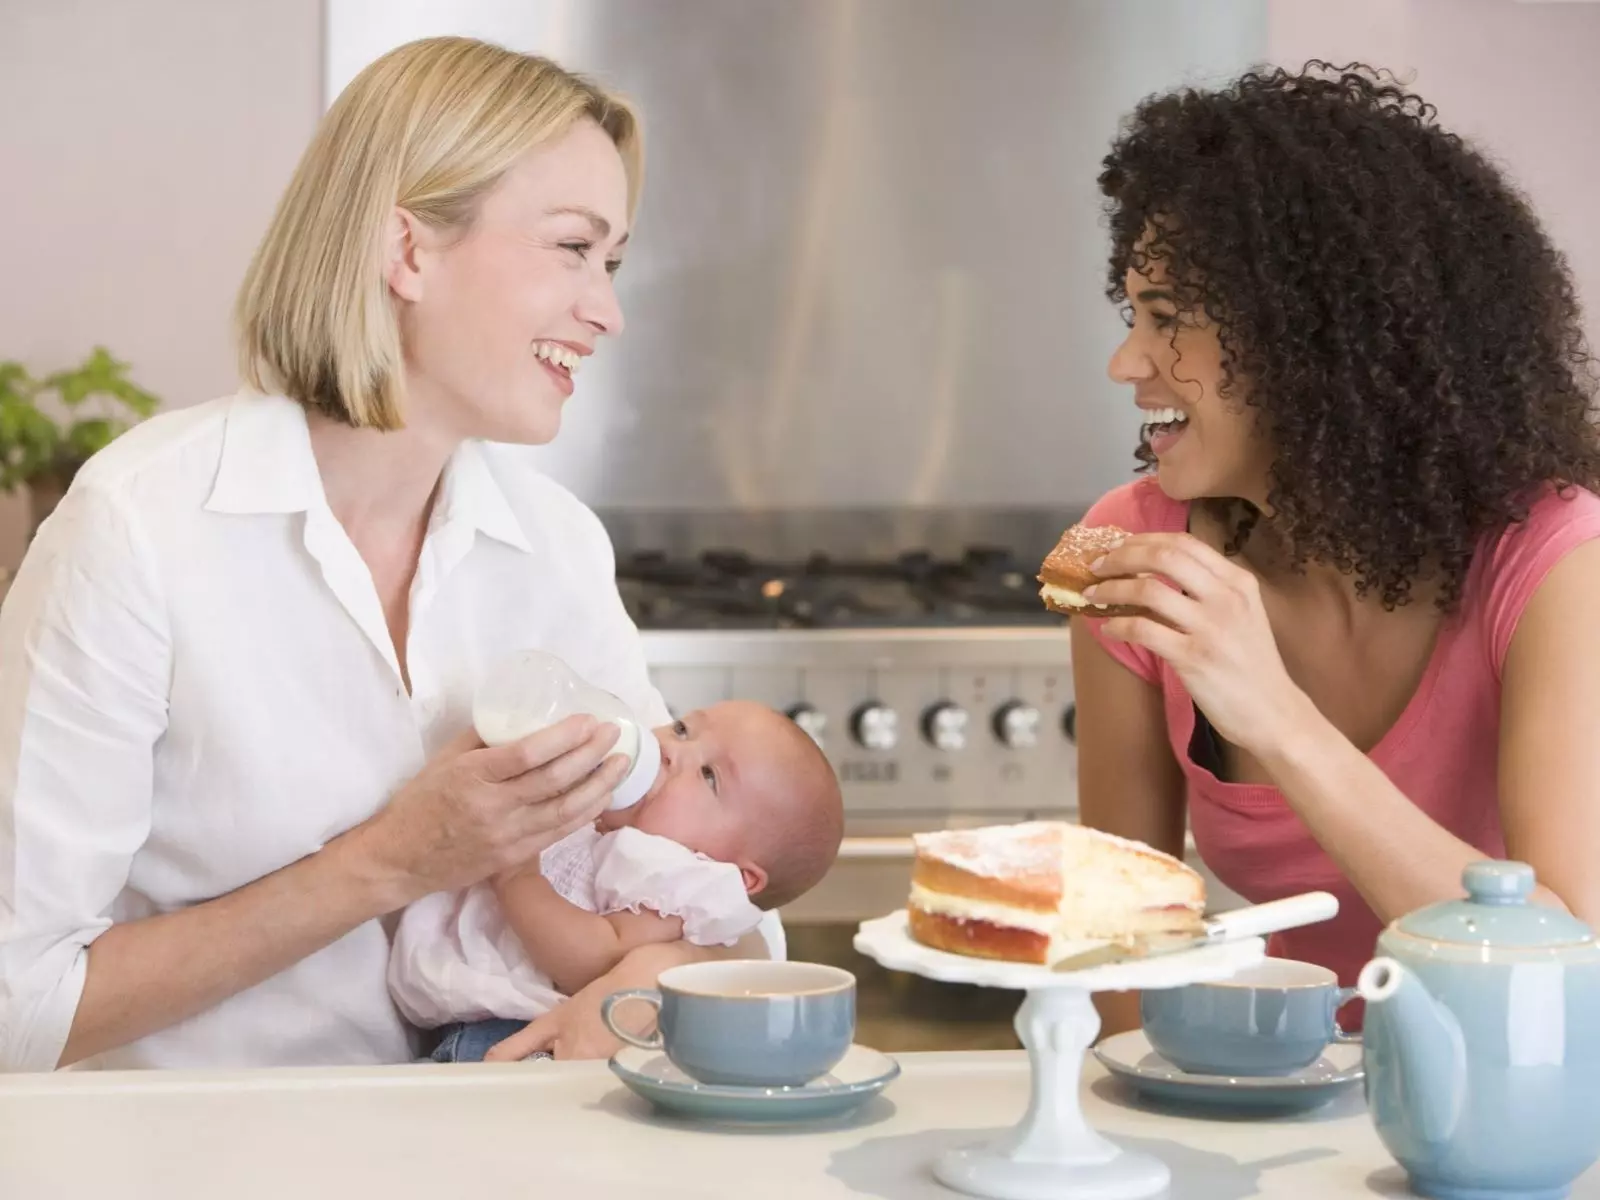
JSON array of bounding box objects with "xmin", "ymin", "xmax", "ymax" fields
[{"xmin": 596, "ymin": 701, "xmax": 808, "ymax": 891}]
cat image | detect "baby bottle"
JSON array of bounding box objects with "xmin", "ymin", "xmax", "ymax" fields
[{"xmin": 472, "ymin": 648, "xmax": 661, "ymax": 811}]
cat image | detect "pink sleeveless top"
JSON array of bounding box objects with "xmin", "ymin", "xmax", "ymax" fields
[{"xmin": 1081, "ymin": 479, "xmax": 1600, "ymax": 988}]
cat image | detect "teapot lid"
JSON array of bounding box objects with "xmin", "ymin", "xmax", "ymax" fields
[{"xmin": 1395, "ymin": 861, "xmax": 1594, "ymax": 948}]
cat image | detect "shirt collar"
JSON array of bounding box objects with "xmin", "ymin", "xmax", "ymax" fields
[
  {"xmin": 204, "ymin": 392, "xmax": 326, "ymax": 516},
  {"xmin": 433, "ymin": 440, "xmax": 534, "ymax": 554},
  {"xmin": 204, "ymin": 392, "xmax": 533, "ymax": 554}
]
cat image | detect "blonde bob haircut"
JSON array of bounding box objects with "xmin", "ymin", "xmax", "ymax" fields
[{"xmin": 236, "ymin": 37, "xmax": 642, "ymax": 430}]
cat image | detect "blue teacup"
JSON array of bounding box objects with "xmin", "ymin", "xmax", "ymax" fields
[
  {"xmin": 601, "ymin": 959, "xmax": 856, "ymax": 1088},
  {"xmin": 1140, "ymin": 957, "xmax": 1360, "ymax": 1077}
]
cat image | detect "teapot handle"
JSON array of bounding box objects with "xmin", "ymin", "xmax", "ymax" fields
[{"xmin": 1331, "ymin": 984, "xmax": 1363, "ymax": 1044}]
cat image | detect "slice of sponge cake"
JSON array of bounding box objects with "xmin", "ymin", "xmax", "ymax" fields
[{"xmin": 908, "ymin": 821, "xmax": 1205, "ymax": 965}]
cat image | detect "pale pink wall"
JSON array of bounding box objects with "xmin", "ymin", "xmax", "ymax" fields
[
  {"xmin": 1268, "ymin": 0, "xmax": 1600, "ymax": 350},
  {"xmin": 0, "ymin": 0, "xmax": 323, "ymax": 568}
]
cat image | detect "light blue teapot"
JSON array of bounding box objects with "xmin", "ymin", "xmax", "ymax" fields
[{"xmin": 1357, "ymin": 861, "xmax": 1600, "ymax": 1200}]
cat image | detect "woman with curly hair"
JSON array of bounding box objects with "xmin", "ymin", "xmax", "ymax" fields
[{"xmin": 1075, "ymin": 63, "xmax": 1600, "ymax": 1034}]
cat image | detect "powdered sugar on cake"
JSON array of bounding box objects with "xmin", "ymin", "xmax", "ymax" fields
[
  {"xmin": 1039, "ymin": 525, "xmax": 1128, "ymax": 581},
  {"xmin": 912, "ymin": 822, "xmax": 1063, "ymax": 882},
  {"xmin": 914, "ymin": 820, "xmax": 1190, "ymax": 881}
]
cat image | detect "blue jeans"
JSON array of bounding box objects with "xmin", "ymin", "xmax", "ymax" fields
[{"xmin": 429, "ymin": 1018, "xmax": 550, "ymax": 1063}]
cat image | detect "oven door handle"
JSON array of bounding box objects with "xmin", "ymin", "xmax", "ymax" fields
[
  {"xmin": 833, "ymin": 831, "xmax": 1202, "ymax": 861},
  {"xmin": 835, "ymin": 836, "xmax": 916, "ymax": 860}
]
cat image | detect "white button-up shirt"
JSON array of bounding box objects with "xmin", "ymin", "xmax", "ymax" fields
[{"xmin": 0, "ymin": 392, "xmax": 773, "ymax": 1072}]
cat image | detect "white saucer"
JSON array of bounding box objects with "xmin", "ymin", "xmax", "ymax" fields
[
  {"xmin": 1093, "ymin": 1029, "xmax": 1364, "ymax": 1114},
  {"xmin": 608, "ymin": 1044, "xmax": 900, "ymax": 1124}
]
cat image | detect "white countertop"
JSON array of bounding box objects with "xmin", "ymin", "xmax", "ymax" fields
[{"xmin": 0, "ymin": 1051, "xmax": 1594, "ymax": 1200}]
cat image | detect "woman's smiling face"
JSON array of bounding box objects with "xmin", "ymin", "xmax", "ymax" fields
[
  {"xmin": 1107, "ymin": 255, "xmax": 1273, "ymax": 507},
  {"xmin": 392, "ymin": 119, "xmax": 632, "ymax": 446}
]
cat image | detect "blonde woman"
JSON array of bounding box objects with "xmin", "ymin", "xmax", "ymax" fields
[{"xmin": 0, "ymin": 37, "xmax": 773, "ymax": 1071}]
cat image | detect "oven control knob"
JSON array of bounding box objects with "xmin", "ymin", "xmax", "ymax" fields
[
  {"xmin": 786, "ymin": 703, "xmax": 827, "ymax": 746},
  {"xmin": 851, "ymin": 702, "xmax": 899, "ymax": 752},
  {"xmin": 993, "ymin": 701, "xmax": 1041, "ymax": 749},
  {"xmin": 1062, "ymin": 703, "xmax": 1077, "ymax": 743},
  {"xmin": 921, "ymin": 702, "xmax": 970, "ymax": 752}
]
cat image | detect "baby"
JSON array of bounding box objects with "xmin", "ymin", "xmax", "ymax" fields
[{"xmin": 388, "ymin": 699, "xmax": 845, "ymax": 1062}]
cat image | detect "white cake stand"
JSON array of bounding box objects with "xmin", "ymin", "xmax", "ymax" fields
[{"xmin": 854, "ymin": 911, "xmax": 1265, "ymax": 1200}]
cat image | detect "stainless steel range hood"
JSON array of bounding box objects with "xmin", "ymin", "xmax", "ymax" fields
[{"xmin": 329, "ymin": 0, "xmax": 1268, "ymax": 525}]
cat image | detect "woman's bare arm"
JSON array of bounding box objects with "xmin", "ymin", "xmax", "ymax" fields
[
  {"xmin": 61, "ymin": 722, "xmax": 627, "ymax": 1066},
  {"xmin": 63, "ymin": 829, "xmax": 409, "ymax": 1066}
]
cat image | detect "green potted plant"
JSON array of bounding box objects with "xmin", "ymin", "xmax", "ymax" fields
[{"xmin": 0, "ymin": 347, "xmax": 161, "ymax": 533}]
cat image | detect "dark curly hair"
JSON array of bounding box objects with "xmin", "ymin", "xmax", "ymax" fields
[{"xmin": 1099, "ymin": 62, "xmax": 1600, "ymax": 609}]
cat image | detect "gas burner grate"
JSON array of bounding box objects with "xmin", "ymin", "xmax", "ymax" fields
[{"xmin": 615, "ymin": 546, "xmax": 1055, "ymax": 630}]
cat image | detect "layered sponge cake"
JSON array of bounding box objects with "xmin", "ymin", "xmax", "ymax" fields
[{"xmin": 908, "ymin": 821, "xmax": 1206, "ymax": 964}]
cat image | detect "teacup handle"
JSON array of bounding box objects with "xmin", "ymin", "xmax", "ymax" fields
[
  {"xmin": 600, "ymin": 988, "xmax": 665, "ymax": 1050},
  {"xmin": 1331, "ymin": 985, "xmax": 1363, "ymax": 1044}
]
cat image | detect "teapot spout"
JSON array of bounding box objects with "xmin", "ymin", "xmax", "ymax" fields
[{"xmin": 1358, "ymin": 956, "xmax": 1467, "ymax": 1145}]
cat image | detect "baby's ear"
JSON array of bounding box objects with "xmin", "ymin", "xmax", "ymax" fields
[{"xmin": 739, "ymin": 862, "xmax": 769, "ymax": 897}]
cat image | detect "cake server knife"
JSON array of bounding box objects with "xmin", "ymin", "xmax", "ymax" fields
[{"xmin": 1048, "ymin": 890, "xmax": 1340, "ymax": 973}]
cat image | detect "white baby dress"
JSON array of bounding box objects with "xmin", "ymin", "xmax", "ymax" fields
[{"xmin": 387, "ymin": 825, "xmax": 763, "ymax": 1027}]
